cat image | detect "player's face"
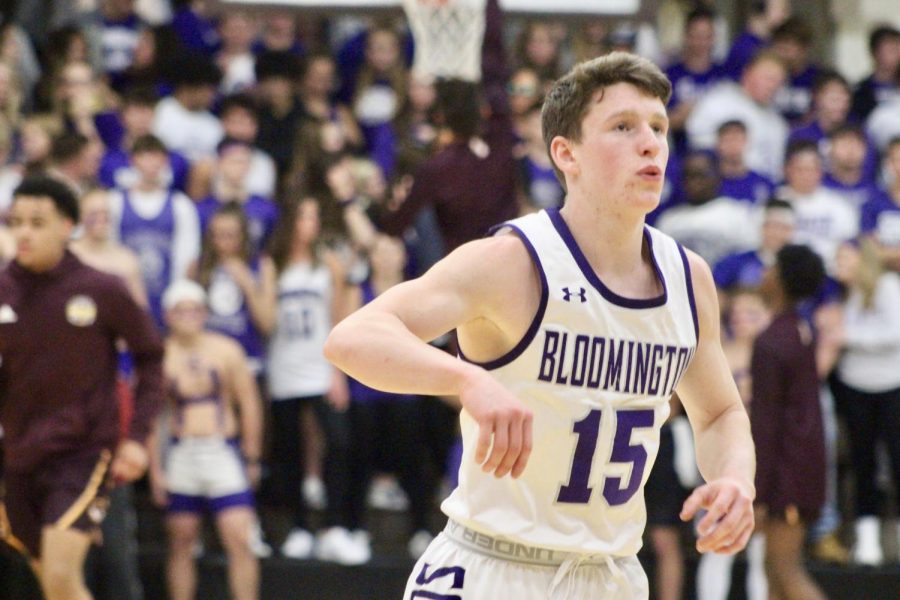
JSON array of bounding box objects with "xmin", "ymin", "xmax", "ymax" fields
[
  {"xmin": 8, "ymin": 196, "xmax": 73, "ymax": 272},
  {"xmin": 684, "ymin": 18, "xmax": 715, "ymax": 57},
  {"xmin": 829, "ymin": 135, "xmax": 865, "ymax": 170},
  {"xmin": 166, "ymin": 300, "xmax": 207, "ymax": 336},
  {"xmin": 567, "ymin": 83, "xmax": 669, "ymax": 212}
]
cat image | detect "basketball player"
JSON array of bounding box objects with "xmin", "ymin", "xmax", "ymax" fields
[
  {"xmin": 0, "ymin": 176, "xmax": 164, "ymax": 600},
  {"xmin": 326, "ymin": 52, "xmax": 755, "ymax": 598},
  {"xmin": 148, "ymin": 280, "xmax": 263, "ymax": 600}
]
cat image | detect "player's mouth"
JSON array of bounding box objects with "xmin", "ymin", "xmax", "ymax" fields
[{"xmin": 637, "ymin": 166, "xmax": 662, "ymax": 181}]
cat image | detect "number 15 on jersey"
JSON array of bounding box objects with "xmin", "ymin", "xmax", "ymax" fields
[{"xmin": 557, "ymin": 408, "xmax": 655, "ymax": 507}]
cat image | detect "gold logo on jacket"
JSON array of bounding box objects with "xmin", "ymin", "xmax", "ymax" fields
[{"xmin": 66, "ymin": 295, "xmax": 97, "ymax": 327}]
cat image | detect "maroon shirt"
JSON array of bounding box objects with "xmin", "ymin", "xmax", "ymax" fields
[
  {"xmin": 750, "ymin": 311, "xmax": 826, "ymax": 520},
  {"xmin": 0, "ymin": 251, "xmax": 164, "ymax": 474}
]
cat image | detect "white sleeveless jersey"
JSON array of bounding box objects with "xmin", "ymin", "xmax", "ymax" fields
[
  {"xmin": 267, "ymin": 261, "xmax": 333, "ymax": 399},
  {"xmin": 441, "ymin": 208, "xmax": 699, "ymax": 557}
]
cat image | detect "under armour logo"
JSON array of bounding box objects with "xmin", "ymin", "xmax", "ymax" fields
[{"xmin": 562, "ymin": 287, "xmax": 587, "ymax": 303}]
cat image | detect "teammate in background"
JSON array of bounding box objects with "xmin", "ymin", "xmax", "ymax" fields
[
  {"xmin": 148, "ymin": 280, "xmax": 263, "ymax": 600},
  {"xmin": 0, "ymin": 176, "xmax": 164, "ymax": 600},
  {"xmin": 752, "ymin": 244, "xmax": 828, "ymax": 600},
  {"xmin": 327, "ymin": 52, "xmax": 755, "ymax": 598}
]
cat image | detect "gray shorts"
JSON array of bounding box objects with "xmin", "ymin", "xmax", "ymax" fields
[{"xmin": 403, "ymin": 520, "xmax": 649, "ymax": 600}]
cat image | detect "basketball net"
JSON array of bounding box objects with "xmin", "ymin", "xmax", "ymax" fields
[{"xmin": 402, "ymin": 0, "xmax": 487, "ymax": 82}]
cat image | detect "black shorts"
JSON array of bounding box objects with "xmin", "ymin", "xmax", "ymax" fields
[
  {"xmin": 644, "ymin": 424, "xmax": 688, "ymax": 527},
  {"xmin": 3, "ymin": 449, "xmax": 112, "ymax": 557}
]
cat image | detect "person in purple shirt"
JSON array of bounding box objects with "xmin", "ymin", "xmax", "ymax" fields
[
  {"xmin": 195, "ymin": 139, "xmax": 279, "ymax": 257},
  {"xmin": 0, "ymin": 176, "xmax": 163, "ymax": 598},
  {"xmin": 665, "ymin": 7, "xmax": 726, "ymax": 156},
  {"xmin": 770, "ymin": 17, "xmax": 820, "ymax": 124},
  {"xmin": 851, "ymin": 25, "xmax": 900, "ymax": 122},
  {"xmin": 715, "ymin": 120, "xmax": 775, "ymax": 204},
  {"xmin": 714, "ymin": 198, "xmax": 795, "ymax": 291},
  {"xmin": 98, "ymin": 87, "xmax": 191, "ymax": 192},
  {"xmin": 753, "ymin": 243, "xmax": 828, "ymax": 600}
]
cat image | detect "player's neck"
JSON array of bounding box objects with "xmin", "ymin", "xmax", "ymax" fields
[
  {"xmin": 559, "ymin": 199, "xmax": 647, "ymax": 278},
  {"xmin": 171, "ymin": 331, "xmax": 203, "ymax": 348}
]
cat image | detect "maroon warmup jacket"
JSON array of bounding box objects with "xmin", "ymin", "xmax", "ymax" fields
[
  {"xmin": 750, "ymin": 311, "xmax": 826, "ymax": 521},
  {"xmin": 0, "ymin": 251, "xmax": 164, "ymax": 474}
]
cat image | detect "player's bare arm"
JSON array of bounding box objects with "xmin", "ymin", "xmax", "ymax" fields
[
  {"xmin": 675, "ymin": 249, "xmax": 756, "ymax": 555},
  {"xmin": 326, "ymin": 233, "xmax": 538, "ymax": 478}
]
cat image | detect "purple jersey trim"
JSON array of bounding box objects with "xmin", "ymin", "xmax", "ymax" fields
[
  {"xmin": 457, "ymin": 223, "xmax": 548, "ymax": 371},
  {"xmin": 208, "ymin": 490, "xmax": 255, "ymax": 513},
  {"xmin": 677, "ymin": 243, "xmax": 700, "ymax": 341},
  {"xmin": 167, "ymin": 493, "xmax": 205, "ymax": 514},
  {"xmin": 547, "ymin": 207, "xmax": 668, "ymax": 309}
]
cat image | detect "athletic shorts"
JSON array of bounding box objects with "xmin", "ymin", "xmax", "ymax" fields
[
  {"xmin": 3, "ymin": 449, "xmax": 112, "ymax": 557},
  {"xmin": 404, "ymin": 520, "xmax": 649, "ymax": 600},
  {"xmin": 165, "ymin": 436, "xmax": 254, "ymax": 514}
]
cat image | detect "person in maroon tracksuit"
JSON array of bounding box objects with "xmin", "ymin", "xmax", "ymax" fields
[
  {"xmin": 752, "ymin": 243, "xmax": 827, "ymax": 600},
  {"xmin": 0, "ymin": 176, "xmax": 164, "ymax": 600}
]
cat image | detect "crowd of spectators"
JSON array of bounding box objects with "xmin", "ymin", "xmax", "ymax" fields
[{"xmin": 1, "ymin": 0, "xmax": 899, "ymax": 598}]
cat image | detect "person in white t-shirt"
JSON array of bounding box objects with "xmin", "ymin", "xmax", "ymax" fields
[
  {"xmin": 152, "ymin": 55, "xmax": 224, "ymax": 161},
  {"xmin": 777, "ymin": 140, "xmax": 859, "ymax": 272},
  {"xmin": 686, "ymin": 52, "xmax": 789, "ymax": 180}
]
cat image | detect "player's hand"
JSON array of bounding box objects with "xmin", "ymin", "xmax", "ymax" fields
[
  {"xmin": 111, "ymin": 439, "xmax": 150, "ymax": 483},
  {"xmin": 680, "ymin": 477, "xmax": 755, "ymax": 555},
  {"xmin": 459, "ymin": 369, "xmax": 533, "ymax": 479}
]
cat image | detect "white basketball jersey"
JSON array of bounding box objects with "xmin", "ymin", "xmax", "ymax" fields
[
  {"xmin": 442, "ymin": 208, "xmax": 699, "ymax": 557},
  {"xmin": 267, "ymin": 261, "xmax": 333, "ymax": 399}
]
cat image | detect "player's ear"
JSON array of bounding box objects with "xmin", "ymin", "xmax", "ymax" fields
[{"xmin": 550, "ymin": 135, "xmax": 578, "ymax": 179}]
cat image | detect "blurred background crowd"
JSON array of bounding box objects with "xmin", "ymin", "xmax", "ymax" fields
[{"xmin": 0, "ymin": 0, "xmax": 898, "ymax": 598}]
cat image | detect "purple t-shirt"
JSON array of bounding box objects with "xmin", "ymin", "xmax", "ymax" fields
[
  {"xmin": 196, "ymin": 194, "xmax": 279, "ymax": 257},
  {"xmin": 860, "ymin": 188, "xmax": 900, "ymax": 246},
  {"xmin": 713, "ymin": 250, "xmax": 765, "ymax": 290},
  {"xmin": 719, "ymin": 171, "xmax": 775, "ymax": 204}
]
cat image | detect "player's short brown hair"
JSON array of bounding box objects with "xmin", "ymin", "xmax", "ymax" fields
[{"xmin": 542, "ymin": 52, "xmax": 671, "ymax": 189}]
